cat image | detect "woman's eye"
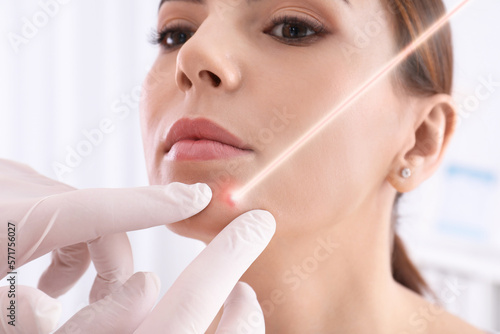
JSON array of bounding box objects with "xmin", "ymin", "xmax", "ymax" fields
[
  {"xmin": 267, "ymin": 15, "xmax": 326, "ymax": 44},
  {"xmin": 270, "ymin": 22, "xmax": 315, "ymax": 39},
  {"xmin": 164, "ymin": 29, "xmax": 194, "ymax": 49},
  {"xmin": 150, "ymin": 23, "xmax": 195, "ymax": 51}
]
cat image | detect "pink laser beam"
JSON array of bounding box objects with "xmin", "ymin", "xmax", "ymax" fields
[{"xmin": 231, "ymin": 0, "xmax": 472, "ymax": 202}]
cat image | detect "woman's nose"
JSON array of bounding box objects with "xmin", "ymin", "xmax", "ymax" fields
[{"xmin": 174, "ymin": 21, "xmax": 243, "ymax": 94}]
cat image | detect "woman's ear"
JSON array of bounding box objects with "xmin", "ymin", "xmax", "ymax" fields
[{"xmin": 387, "ymin": 94, "xmax": 457, "ymax": 193}]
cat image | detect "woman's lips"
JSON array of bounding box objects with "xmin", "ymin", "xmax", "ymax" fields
[
  {"xmin": 165, "ymin": 139, "xmax": 252, "ymax": 161},
  {"xmin": 163, "ymin": 117, "xmax": 253, "ymax": 161}
]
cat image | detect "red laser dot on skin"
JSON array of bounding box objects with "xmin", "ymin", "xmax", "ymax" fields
[{"xmin": 221, "ymin": 188, "xmax": 236, "ymax": 207}]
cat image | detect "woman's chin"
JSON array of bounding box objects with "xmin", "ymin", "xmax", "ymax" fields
[
  {"xmin": 153, "ymin": 169, "xmax": 266, "ymax": 243},
  {"xmin": 164, "ymin": 190, "xmax": 248, "ymax": 245}
]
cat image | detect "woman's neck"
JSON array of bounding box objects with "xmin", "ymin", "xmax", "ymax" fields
[
  {"xmin": 239, "ymin": 185, "xmax": 405, "ymax": 333},
  {"xmin": 205, "ymin": 183, "xmax": 486, "ymax": 334}
]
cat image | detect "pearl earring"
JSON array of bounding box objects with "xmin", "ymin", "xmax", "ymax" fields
[{"xmin": 401, "ymin": 167, "xmax": 412, "ymax": 179}]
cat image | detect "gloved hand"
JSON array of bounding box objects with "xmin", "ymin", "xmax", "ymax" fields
[
  {"xmin": 0, "ymin": 158, "xmax": 212, "ymax": 332},
  {"xmin": 0, "ymin": 272, "xmax": 161, "ymax": 334},
  {"xmin": 0, "ymin": 159, "xmax": 276, "ymax": 333},
  {"xmin": 58, "ymin": 209, "xmax": 275, "ymax": 334}
]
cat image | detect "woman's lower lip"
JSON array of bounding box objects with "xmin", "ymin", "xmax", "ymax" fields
[{"xmin": 165, "ymin": 139, "xmax": 252, "ymax": 161}]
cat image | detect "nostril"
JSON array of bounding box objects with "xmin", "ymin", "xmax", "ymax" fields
[
  {"xmin": 182, "ymin": 74, "xmax": 192, "ymax": 89},
  {"xmin": 209, "ymin": 72, "xmax": 221, "ymax": 87},
  {"xmin": 200, "ymin": 70, "xmax": 221, "ymax": 87},
  {"xmin": 178, "ymin": 71, "xmax": 192, "ymax": 90}
]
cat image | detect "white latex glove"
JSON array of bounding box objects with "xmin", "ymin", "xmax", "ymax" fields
[
  {"xmin": 0, "ymin": 272, "xmax": 161, "ymax": 334},
  {"xmin": 0, "ymin": 158, "xmax": 211, "ymax": 332},
  {"xmin": 56, "ymin": 209, "xmax": 276, "ymax": 334}
]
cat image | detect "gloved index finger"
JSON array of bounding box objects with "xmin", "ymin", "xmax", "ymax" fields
[
  {"xmin": 134, "ymin": 209, "xmax": 276, "ymax": 334},
  {"xmin": 20, "ymin": 182, "xmax": 212, "ymax": 265}
]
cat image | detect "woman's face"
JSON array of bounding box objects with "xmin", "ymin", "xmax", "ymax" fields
[{"xmin": 140, "ymin": 0, "xmax": 409, "ymax": 243}]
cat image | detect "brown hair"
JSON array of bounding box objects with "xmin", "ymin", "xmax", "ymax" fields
[{"xmin": 384, "ymin": 0, "xmax": 454, "ymax": 297}]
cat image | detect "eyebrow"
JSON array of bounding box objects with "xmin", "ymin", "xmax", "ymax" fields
[{"xmin": 159, "ymin": 0, "xmax": 350, "ymax": 12}]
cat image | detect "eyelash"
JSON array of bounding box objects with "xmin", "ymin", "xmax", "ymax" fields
[{"xmin": 149, "ymin": 14, "xmax": 327, "ymax": 51}]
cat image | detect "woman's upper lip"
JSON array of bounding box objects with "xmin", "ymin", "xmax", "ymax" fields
[{"xmin": 164, "ymin": 117, "xmax": 252, "ymax": 152}]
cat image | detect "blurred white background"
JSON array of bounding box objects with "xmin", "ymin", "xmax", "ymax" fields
[{"xmin": 0, "ymin": 0, "xmax": 498, "ymax": 332}]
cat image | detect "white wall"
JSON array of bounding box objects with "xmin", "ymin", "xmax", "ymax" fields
[{"xmin": 0, "ymin": 0, "xmax": 499, "ymax": 331}]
